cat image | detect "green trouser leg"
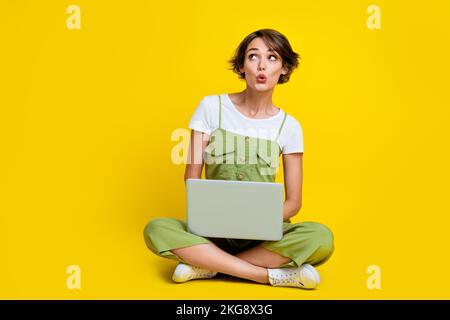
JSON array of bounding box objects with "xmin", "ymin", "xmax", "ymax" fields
[
  {"xmin": 144, "ymin": 217, "xmax": 334, "ymax": 268},
  {"xmin": 144, "ymin": 217, "xmax": 213, "ymax": 264},
  {"xmin": 260, "ymin": 221, "xmax": 334, "ymax": 268}
]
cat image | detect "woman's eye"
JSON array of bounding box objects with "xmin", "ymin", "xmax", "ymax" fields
[{"xmin": 248, "ymin": 54, "xmax": 278, "ymax": 61}]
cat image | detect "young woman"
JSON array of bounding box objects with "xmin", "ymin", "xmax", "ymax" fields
[{"xmin": 144, "ymin": 29, "xmax": 334, "ymax": 289}]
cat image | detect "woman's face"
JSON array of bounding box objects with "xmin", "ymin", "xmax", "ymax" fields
[{"xmin": 239, "ymin": 37, "xmax": 287, "ymax": 91}]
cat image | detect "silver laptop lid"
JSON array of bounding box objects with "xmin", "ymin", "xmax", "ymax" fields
[{"xmin": 186, "ymin": 179, "xmax": 283, "ymax": 241}]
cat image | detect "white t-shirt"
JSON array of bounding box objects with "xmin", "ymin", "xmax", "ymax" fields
[{"xmin": 188, "ymin": 93, "xmax": 304, "ymax": 154}]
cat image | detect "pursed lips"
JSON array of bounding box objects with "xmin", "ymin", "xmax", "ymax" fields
[{"xmin": 256, "ymin": 73, "xmax": 267, "ymax": 82}]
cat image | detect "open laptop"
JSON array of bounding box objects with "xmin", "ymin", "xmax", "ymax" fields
[{"xmin": 185, "ymin": 178, "xmax": 284, "ymax": 241}]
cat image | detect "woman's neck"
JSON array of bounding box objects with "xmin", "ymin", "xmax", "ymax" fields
[{"xmin": 233, "ymin": 89, "xmax": 278, "ymax": 118}]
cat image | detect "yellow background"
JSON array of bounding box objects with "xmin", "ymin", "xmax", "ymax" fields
[{"xmin": 1, "ymin": 0, "xmax": 449, "ymax": 299}]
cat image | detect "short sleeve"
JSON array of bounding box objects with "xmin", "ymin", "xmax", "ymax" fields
[
  {"xmin": 188, "ymin": 96, "xmax": 213, "ymax": 135},
  {"xmin": 282, "ymin": 119, "xmax": 304, "ymax": 154}
]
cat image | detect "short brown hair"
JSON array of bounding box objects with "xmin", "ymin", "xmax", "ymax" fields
[{"xmin": 228, "ymin": 29, "xmax": 300, "ymax": 84}]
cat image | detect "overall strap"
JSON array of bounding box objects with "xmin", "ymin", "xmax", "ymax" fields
[
  {"xmin": 275, "ymin": 112, "xmax": 288, "ymax": 141},
  {"xmin": 218, "ymin": 95, "xmax": 222, "ymax": 129}
]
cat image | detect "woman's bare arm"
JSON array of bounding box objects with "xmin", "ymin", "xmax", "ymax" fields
[
  {"xmin": 184, "ymin": 131, "xmax": 303, "ymax": 220},
  {"xmin": 184, "ymin": 129, "xmax": 210, "ymax": 181},
  {"xmin": 281, "ymin": 153, "xmax": 303, "ymax": 221}
]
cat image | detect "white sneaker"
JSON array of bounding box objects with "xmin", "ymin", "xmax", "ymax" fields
[
  {"xmin": 172, "ymin": 263, "xmax": 218, "ymax": 283},
  {"xmin": 267, "ymin": 264, "xmax": 321, "ymax": 289}
]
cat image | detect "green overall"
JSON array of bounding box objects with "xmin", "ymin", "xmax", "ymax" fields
[{"xmin": 144, "ymin": 95, "xmax": 334, "ymax": 268}]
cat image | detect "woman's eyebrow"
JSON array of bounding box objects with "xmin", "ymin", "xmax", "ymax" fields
[{"xmin": 246, "ymin": 48, "xmax": 278, "ymax": 55}]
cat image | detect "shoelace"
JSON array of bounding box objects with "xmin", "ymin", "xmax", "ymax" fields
[
  {"xmin": 190, "ymin": 267, "xmax": 214, "ymax": 278},
  {"xmin": 271, "ymin": 271, "xmax": 304, "ymax": 287}
]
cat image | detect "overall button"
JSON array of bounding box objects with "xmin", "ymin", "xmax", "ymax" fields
[{"xmin": 237, "ymin": 173, "xmax": 244, "ymax": 180}]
